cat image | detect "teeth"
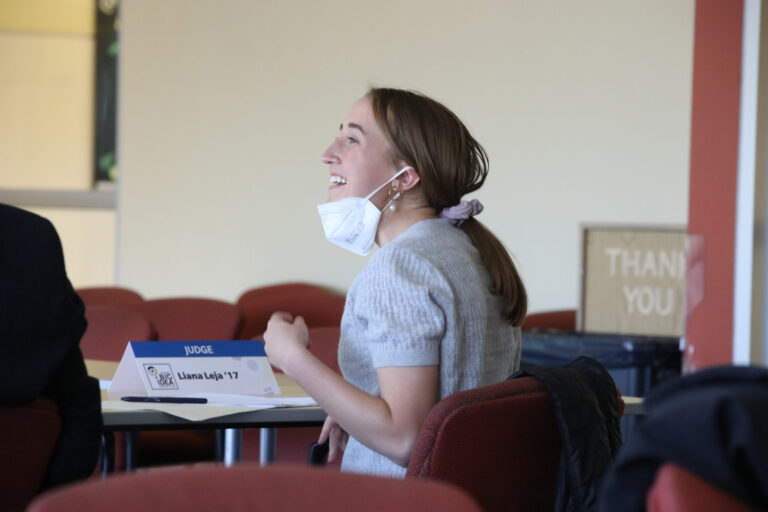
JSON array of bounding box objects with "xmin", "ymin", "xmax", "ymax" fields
[{"xmin": 330, "ymin": 176, "xmax": 347, "ymax": 185}]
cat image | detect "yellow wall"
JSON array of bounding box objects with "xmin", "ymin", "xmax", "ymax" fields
[
  {"xmin": 0, "ymin": 32, "xmax": 94, "ymax": 189},
  {"xmin": 0, "ymin": 0, "xmax": 94, "ymax": 34}
]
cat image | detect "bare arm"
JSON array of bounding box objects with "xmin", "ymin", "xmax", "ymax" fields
[{"xmin": 263, "ymin": 313, "xmax": 438, "ymax": 466}]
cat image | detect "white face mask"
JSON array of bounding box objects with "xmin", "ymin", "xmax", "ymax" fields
[{"xmin": 317, "ymin": 166, "xmax": 412, "ymax": 256}]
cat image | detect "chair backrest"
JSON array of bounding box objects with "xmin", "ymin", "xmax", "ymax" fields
[
  {"xmin": 521, "ymin": 309, "xmax": 577, "ymax": 331},
  {"xmin": 0, "ymin": 398, "xmax": 61, "ymax": 512},
  {"xmin": 80, "ymin": 305, "xmax": 157, "ymax": 361},
  {"xmin": 76, "ymin": 287, "xmax": 144, "ymax": 308},
  {"xmin": 406, "ymin": 376, "xmax": 561, "ymax": 512},
  {"xmin": 28, "ymin": 463, "xmax": 483, "ymax": 512},
  {"xmin": 127, "ymin": 298, "xmax": 243, "ymax": 340},
  {"xmin": 646, "ymin": 463, "xmax": 761, "ymax": 512},
  {"xmin": 307, "ymin": 325, "xmax": 341, "ymax": 374},
  {"xmin": 239, "ymin": 282, "xmax": 329, "ymax": 300},
  {"xmin": 237, "ymin": 284, "xmax": 345, "ymax": 339}
]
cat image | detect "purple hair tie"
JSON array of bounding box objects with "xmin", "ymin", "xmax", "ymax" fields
[{"xmin": 439, "ymin": 199, "xmax": 484, "ymax": 227}]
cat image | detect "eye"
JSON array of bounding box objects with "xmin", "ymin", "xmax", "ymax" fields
[{"xmin": 346, "ymin": 136, "xmax": 359, "ymax": 144}]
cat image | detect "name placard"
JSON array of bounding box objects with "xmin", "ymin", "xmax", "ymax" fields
[{"xmin": 108, "ymin": 341, "xmax": 280, "ymax": 398}]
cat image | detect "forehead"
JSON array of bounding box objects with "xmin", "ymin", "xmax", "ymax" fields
[{"xmin": 342, "ymin": 96, "xmax": 376, "ymax": 130}]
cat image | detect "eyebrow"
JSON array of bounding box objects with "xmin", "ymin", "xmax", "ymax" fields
[{"xmin": 340, "ymin": 122, "xmax": 366, "ymax": 135}]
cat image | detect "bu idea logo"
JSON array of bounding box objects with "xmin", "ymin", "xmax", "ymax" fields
[{"xmin": 144, "ymin": 363, "xmax": 178, "ymax": 390}]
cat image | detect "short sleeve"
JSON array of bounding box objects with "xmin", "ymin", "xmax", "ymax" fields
[{"xmin": 352, "ymin": 247, "xmax": 447, "ymax": 368}]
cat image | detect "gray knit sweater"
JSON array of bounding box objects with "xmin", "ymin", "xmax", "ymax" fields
[{"xmin": 338, "ymin": 218, "xmax": 521, "ymax": 477}]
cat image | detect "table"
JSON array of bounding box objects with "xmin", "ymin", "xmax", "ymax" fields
[
  {"xmin": 87, "ymin": 360, "xmax": 645, "ymax": 472},
  {"xmin": 86, "ymin": 360, "xmax": 327, "ymax": 471}
]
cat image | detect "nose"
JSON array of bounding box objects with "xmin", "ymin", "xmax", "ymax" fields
[{"xmin": 321, "ymin": 138, "xmax": 341, "ymax": 165}]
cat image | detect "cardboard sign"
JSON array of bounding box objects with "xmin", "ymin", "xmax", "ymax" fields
[
  {"xmin": 108, "ymin": 341, "xmax": 280, "ymax": 397},
  {"xmin": 579, "ymin": 225, "xmax": 686, "ymax": 337}
]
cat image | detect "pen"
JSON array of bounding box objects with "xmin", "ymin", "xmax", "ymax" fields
[{"xmin": 121, "ymin": 396, "xmax": 208, "ymax": 404}]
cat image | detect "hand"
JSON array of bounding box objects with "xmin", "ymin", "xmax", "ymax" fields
[
  {"xmin": 318, "ymin": 415, "xmax": 349, "ymax": 463},
  {"xmin": 262, "ymin": 311, "xmax": 309, "ymax": 374}
]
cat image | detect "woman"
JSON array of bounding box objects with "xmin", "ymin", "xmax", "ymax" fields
[{"xmin": 263, "ymin": 87, "xmax": 526, "ymax": 477}]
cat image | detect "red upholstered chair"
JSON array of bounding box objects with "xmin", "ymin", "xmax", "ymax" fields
[
  {"xmin": 120, "ymin": 298, "xmax": 244, "ymax": 468},
  {"xmin": 76, "ymin": 287, "xmax": 144, "ymax": 308},
  {"xmin": 79, "ymin": 306, "xmax": 157, "ymax": 473},
  {"xmin": 28, "ymin": 463, "xmax": 483, "ymax": 512},
  {"xmin": 243, "ymin": 326, "xmax": 342, "ymax": 466},
  {"xmin": 236, "ymin": 283, "xmax": 345, "ymax": 340},
  {"xmin": 521, "ymin": 309, "xmax": 577, "ymax": 331},
  {"xmin": 0, "ymin": 398, "xmax": 61, "ymax": 512},
  {"xmin": 127, "ymin": 297, "xmax": 243, "ymax": 341},
  {"xmin": 646, "ymin": 463, "xmax": 762, "ymax": 512},
  {"xmin": 80, "ymin": 305, "xmax": 157, "ymax": 361},
  {"xmin": 306, "ymin": 325, "xmax": 342, "ymax": 374},
  {"xmin": 406, "ymin": 376, "xmax": 562, "ymax": 512},
  {"xmin": 236, "ymin": 285, "xmax": 344, "ymax": 466},
  {"xmin": 240, "ymin": 282, "xmax": 328, "ymax": 299}
]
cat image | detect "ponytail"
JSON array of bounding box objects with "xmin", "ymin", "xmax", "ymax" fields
[
  {"xmin": 368, "ymin": 87, "xmax": 527, "ymax": 326},
  {"xmin": 461, "ymin": 218, "xmax": 527, "ymax": 327}
]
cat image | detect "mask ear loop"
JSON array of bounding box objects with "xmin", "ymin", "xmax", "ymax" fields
[{"xmin": 363, "ymin": 166, "xmax": 413, "ymax": 203}]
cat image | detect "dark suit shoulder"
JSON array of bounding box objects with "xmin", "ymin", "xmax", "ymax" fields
[
  {"xmin": 0, "ymin": 203, "xmax": 58, "ymax": 243},
  {"xmin": 0, "ymin": 202, "xmax": 51, "ymax": 225}
]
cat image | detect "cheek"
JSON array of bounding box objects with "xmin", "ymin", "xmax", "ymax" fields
[{"xmin": 345, "ymin": 168, "xmax": 373, "ymax": 197}]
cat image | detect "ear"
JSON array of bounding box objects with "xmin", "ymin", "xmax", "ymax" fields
[{"xmin": 393, "ymin": 166, "xmax": 421, "ymax": 192}]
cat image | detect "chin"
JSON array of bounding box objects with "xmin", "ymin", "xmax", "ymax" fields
[{"xmin": 327, "ymin": 190, "xmax": 346, "ymax": 202}]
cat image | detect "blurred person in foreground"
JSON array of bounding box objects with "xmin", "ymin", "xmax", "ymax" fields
[{"xmin": 0, "ymin": 203, "xmax": 101, "ymax": 489}]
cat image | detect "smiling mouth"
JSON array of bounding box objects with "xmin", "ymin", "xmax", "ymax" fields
[{"xmin": 330, "ymin": 176, "xmax": 347, "ymax": 185}]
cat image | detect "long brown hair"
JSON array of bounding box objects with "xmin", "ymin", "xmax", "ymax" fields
[{"xmin": 368, "ymin": 87, "xmax": 527, "ymax": 326}]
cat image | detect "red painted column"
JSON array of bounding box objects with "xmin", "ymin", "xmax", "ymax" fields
[{"xmin": 685, "ymin": 0, "xmax": 744, "ymax": 372}]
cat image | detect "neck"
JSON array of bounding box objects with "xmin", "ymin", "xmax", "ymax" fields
[{"xmin": 375, "ymin": 204, "xmax": 437, "ymax": 247}]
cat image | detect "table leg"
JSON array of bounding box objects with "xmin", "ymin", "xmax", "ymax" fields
[
  {"xmin": 259, "ymin": 427, "xmax": 276, "ymax": 465},
  {"xmin": 214, "ymin": 429, "xmax": 225, "ymax": 461},
  {"xmin": 124, "ymin": 431, "xmax": 138, "ymax": 470},
  {"xmin": 100, "ymin": 432, "xmax": 115, "ymax": 476},
  {"xmin": 224, "ymin": 428, "xmax": 243, "ymax": 467}
]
